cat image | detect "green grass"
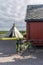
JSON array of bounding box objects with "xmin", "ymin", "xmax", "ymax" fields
[
  {"xmin": 0, "ymin": 37, "xmax": 18, "ymax": 40},
  {"xmin": 0, "ymin": 31, "xmax": 26, "ymax": 40},
  {"xmin": 0, "ymin": 31, "xmax": 8, "ymax": 34},
  {"xmin": 0, "ymin": 31, "xmax": 26, "ymax": 34}
]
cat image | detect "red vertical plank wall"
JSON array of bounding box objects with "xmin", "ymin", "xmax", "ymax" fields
[
  {"xmin": 30, "ymin": 22, "xmax": 43, "ymax": 40},
  {"xmin": 26, "ymin": 22, "xmax": 43, "ymax": 46},
  {"xmin": 26, "ymin": 22, "xmax": 29, "ymax": 41},
  {"xmin": 30, "ymin": 22, "xmax": 41, "ymax": 40}
]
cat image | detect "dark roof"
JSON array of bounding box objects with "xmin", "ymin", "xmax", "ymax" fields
[{"xmin": 25, "ymin": 4, "xmax": 43, "ymax": 22}]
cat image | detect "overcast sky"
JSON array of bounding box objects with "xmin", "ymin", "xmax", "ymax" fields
[{"xmin": 0, "ymin": 0, "xmax": 43, "ymax": 31}]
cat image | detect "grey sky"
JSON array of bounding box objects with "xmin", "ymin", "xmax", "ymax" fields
[{"xmin": 0, "ymin": 0, "xmax": 43, "ymax": 31}]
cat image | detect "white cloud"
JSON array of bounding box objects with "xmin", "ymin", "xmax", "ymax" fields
[{"xmin": 0, "ymin": 0, "xmax": 43, "ymax": 30}]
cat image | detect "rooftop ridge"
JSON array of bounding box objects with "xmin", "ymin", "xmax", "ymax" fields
[{"xmin": 27, "ymin": 4, "xmax": 43, "ymax": 10}]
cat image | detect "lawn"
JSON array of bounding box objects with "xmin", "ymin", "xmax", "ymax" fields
[
  {"xmin": 0, "ymin": 31, "xmax": 8, "ymax": 34},
  {"xmin": 0, "ymin": 31, "xmax": 26, "ymax": 40}
]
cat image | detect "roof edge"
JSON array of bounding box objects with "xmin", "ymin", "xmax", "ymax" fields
[
  {"xmin": 25, "ymin": 19, "xmax": 43, "ymax": 22},
  {"xmin": 27, "ymin": 4, "xmax": 43, "ymax": 10}
]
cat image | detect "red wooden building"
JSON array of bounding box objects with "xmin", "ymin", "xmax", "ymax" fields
[{"xmin": 25, "ymin": 5, "xmax": 43, "ymax": 46}]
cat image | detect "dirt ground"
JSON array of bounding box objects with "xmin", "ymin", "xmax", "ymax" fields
[{"xmin": 0, "ymin": 40, "xmax": 43, "ymax": 65}]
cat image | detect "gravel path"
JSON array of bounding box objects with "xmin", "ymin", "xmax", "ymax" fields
[{"xmin": 0, "ymin": 40, "xmax": 43, "ymax": 65}]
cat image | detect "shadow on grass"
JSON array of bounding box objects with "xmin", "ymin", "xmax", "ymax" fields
[
  {"xmin": 0, "ymin": 40, "xmax": 17, "ymax": 57},
  {"xmin": 0, "ymin": 46, "xmax": 43, "ymax": 65},
  {"xmin": 0, "ymin": 40, "xmax": 43, "ymax": 65},
  {"xmin": 0, "ymin": 50, "xmax": 43, "ymax": 65}
]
